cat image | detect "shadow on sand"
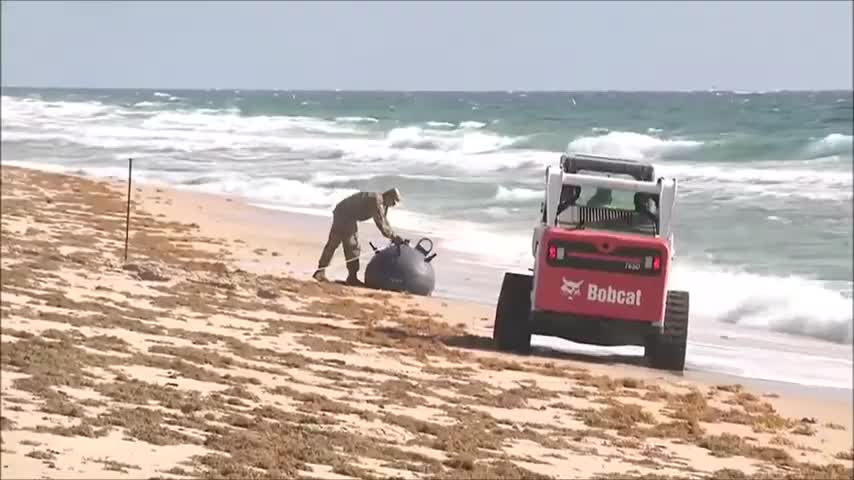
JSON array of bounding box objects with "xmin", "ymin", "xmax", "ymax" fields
[
  {"xmin": 376, "ymin": 325, "xmax": 658, "ymax": 370},
  {"xmin": 335, "ymin": 281, "xmax": 673, "ymax": 373}
]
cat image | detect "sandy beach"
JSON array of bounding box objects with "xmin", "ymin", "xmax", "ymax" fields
[{"xmin": 1, "ymin": 164, "xmax": 852, "ymax": 479}]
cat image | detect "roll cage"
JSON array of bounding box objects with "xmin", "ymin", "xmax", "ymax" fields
[{"xmin": 533, "ymin": 154, "xmax": 679, "ymax": 257}]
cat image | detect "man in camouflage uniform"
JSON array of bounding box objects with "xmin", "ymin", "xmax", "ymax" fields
[{"xmin": 313, "ymin": 188, "xmax": 403, "ymax": 286}]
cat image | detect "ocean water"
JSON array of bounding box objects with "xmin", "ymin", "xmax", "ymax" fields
[{"xmin": 2, "ymin": 87, "xmax": 852, "ymax": 390}]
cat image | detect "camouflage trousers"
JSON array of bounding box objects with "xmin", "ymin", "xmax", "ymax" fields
[{"xmin": 317, "ymin": 216, "xmax": 361, "ymax": 276}]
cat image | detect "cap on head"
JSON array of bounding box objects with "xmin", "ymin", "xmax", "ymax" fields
[{"xmin": 383, "ymin": 188, "xmax": 401, "ymax": 206}]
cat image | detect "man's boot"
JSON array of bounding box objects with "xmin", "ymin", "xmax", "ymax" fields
[
  {"xmin": 345, "ymin": 259, "xmax": 363, "ymax": 287},
  {"xmin": 313, "ymin": 268, "xmax": 329, "ymax": 282}
]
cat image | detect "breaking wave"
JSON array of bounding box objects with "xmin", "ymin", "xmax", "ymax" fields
[
  {"xmin": 184, "ymin": 174, "xmax": 358, "ymax": 208},
  {"xmin": 805, "ymin": 133, "xmax": 853, "ymax": 158},
  {"xmin": 334, "ymin": 116, "xmax": 379, "ymax": 124},
  {"xmin": 670, "ymin": 263, "xmax": 853, "ymax": 345},
  {"xmin": 656, "ymin": 161, "xmax": 852, "ymax": 202},
  {"xmin": 425, "ymin": 121, "xmax": 455, "ymax": 128},
  {"xmin": 385, "ymin": 126, "xmax": 523, "ymax": 154},
  {"xmin": 494, "ymin": 186, "xmax": 542, "ymax": 203},
  {"xmin": 567, "ymin": 131, "xmax": 705, "ymax": 159}
]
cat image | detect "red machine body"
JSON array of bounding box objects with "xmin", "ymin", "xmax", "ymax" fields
[
  {"xmin": 533, "ymin": 227, "xmax": 671, "ymax": 323},
  {"xmin": 491, "ymin": 153, "xmax": 690, "ymax": 372}
]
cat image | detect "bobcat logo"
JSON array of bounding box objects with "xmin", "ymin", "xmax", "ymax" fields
[{"xmin": 561, "ymin": 277, "xmax": 585, "ymax": 300}]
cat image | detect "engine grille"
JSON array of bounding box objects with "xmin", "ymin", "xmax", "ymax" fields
[
  {"xmin": 559, "ymin": 206, "xmax": 632, "ymax": 224},
  {"xmin": 558, "ymin": 206, "xmax": 656, "ymax": 235}
]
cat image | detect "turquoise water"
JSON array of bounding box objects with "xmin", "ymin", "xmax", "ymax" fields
[{"xmin": 1, "ymin": 88, "xmax": 852, "ymax": 351}]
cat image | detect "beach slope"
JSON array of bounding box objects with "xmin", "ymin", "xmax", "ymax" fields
[{"xmin": 1, "ymin": 166, "xmax": 851, "ymax": 479}]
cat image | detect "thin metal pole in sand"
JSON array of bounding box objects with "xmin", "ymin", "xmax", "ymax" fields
[{"xmin": 124, "ymin": 158, "xmax": 133, "ymax": 263}]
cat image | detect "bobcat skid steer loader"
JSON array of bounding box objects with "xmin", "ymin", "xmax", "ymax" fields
[{"xmin": 492, "ymin": 153, "xmax": 690, "ymax": 371}]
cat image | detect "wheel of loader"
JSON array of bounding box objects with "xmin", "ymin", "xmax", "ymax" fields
[
  {"xmin": 492, "ymin": 272, "xmax": 533, "ymax": 354},
  {"xmin": 645, "ymin": 290, "xmax": 690, "ymax": 371}
]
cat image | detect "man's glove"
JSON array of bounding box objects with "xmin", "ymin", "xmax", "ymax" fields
[{"xmin": 391, "ymin": 235, "xmax": 405, "ymax": 245}]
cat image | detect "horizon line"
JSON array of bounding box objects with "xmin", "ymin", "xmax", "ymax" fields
[{"xmin": 2, "ymin": 85, "xmax": 852, "ymax": 94}]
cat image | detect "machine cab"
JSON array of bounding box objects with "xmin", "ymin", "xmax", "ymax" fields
[{"xmin": 533, "ymin": 153, "xmax": 677, "ymax": 260}]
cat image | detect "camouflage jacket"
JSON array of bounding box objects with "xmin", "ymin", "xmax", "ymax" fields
[{"xmin": 333, "ymin": 192, "xmax": 396, "ymax": 238}]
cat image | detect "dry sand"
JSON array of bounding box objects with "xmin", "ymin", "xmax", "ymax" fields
[{"xmin": 1, "ymin": 165, "xmax": 852, "ymax": 480}]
